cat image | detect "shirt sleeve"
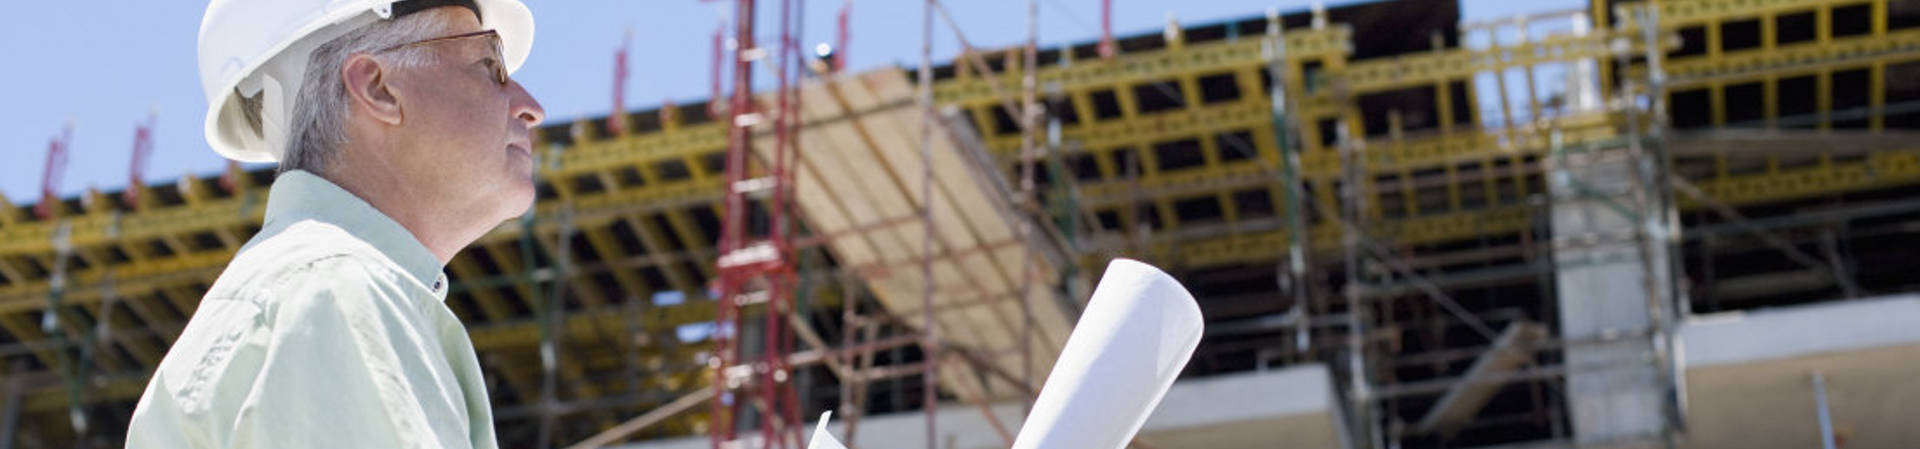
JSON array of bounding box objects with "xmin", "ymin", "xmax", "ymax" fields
[{"xmin": 226, "ymin": 258, "xmax": 470, "ymax": 449}]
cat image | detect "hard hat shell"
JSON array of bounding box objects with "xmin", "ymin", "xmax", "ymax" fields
[{"xmin": 198, "ymin": 0, "xmax": 534, "ymax": 163}]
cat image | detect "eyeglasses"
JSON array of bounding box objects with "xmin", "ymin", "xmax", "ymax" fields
[{"xmin": 376, "ymin": 29, "xmax": 508, "ymax": 85}]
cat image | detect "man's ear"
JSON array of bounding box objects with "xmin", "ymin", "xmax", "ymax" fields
[{"xmin": 342, "ymin": 54, "xmax": 403, "ymax": 125}]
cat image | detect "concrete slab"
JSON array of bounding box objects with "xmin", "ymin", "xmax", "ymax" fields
[{"xmin": 1677, "ymin": 294, "xmax": 1920, "ymax": 449}]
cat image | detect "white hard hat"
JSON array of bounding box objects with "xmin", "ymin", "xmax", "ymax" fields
[{"xmin": 198, "ymin": 0, "xmax": 534, "ymax": 163}]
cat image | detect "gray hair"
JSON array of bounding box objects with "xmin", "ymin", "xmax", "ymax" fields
[{"xmin": 263, "ymin": 11, "xmax": 452, "ymax": 175}]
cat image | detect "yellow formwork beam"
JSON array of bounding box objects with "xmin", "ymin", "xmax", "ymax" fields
[
  {"xmin": 0, "ymin": 250, "xmax": 231, "ymax": 315},
  {"xmin": 0, "ymin": 194, "xmax": 263, "ymax": 257},
  {"xmin": 1122, "ymin": 146, "xmax": 1920, "ymax": 269},
  {"xmin": 1331, "ymin": 30, "xmax": 1641, "ymax": 96},
  {"xmin": 1643, "ymin": 0, "xmax": 1853, "ymax": 27},
  {"xmin": 554, "ymin": 123, "xmax": 728, "ymax": 179},
  {"xmin": 22, "ymin": 375, "xmax": 149, "ymax": 413},
  {"xmin": 579, "ymin": 224, "xmax": 659, "ymax": 300},
  {"xmin": 623, "ymin": 213, "xmax": 703, "ymax": 297},
  {"xmin": 987, "ymin": 95, "xmax": 1271, "ymax": 159},
  {"xmin": 658, "ymin": 210, "xmax": 716, "ymax": 280},
  {"xmin": 449, "ymin": 257, "xmax": 519, "ymax": 322},
  {"xmin": 934, "ymin": 27, "xmax": 1353, "ymax": 108},
  {"xmin": 1644, "ymin": 28, "xmax": 1920, "ymax": 88},
  {"xmin": 118, "ymin": 290, "xmax": 179, "ymax": 345},
  {"xmin": 0, "ymin": 194, "xmax": 19, "ymax": 226},
  {"xmin": 1691, "ymin": 150, "xmax": 1920, "ymax": 205},
  {"xmin": 0, "ymin": 313, "xmax": 64, "ymax": 371},
  {"xmin": 466, "ymin": 303, "xmax": 714, "ymax": 351}
]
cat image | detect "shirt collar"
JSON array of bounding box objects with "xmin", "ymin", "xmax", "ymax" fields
[{"xmin": 263, "ymin": 170, "xmax": 449, "ymax": 298}]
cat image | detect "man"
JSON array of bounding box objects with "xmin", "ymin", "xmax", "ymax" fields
[{"xmin": 127, "ymin": 0, "xmax": 544, "ymax": 447}]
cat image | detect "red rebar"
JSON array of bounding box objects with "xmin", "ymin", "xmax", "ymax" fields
[
  {"xmin": 124, "ymin": 114, "xmax": 156, "ymax": 209},
  {"xmin": 835, "ymin": 0, "xmax": 851, "ymax": 72},
  {"xmin": 1099, "ymin": 0, "xmax": 1115, "ymax": 59},
  {"xmin": 709, "ymin": 22, "xmax": 726, "ymax": 118},
  {"xmin": 37, "ymin": 124, "xmax": 72, "ymax": 220},
  {"xmin": 610, "ymin": 30, "xmax": 630, "ymax": 135}
]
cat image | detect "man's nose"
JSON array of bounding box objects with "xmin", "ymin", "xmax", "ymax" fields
[{"xmin": 509, "ymin": 80, "xmax": 546, "ymax": 128}]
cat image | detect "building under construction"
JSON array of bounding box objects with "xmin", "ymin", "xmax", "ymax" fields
[{"xmin": 7, "ymin": 0, "xmax": 1920, "ymax": 447}]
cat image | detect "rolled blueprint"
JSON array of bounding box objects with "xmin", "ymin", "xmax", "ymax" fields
[
  {"xmin": 1008, "ymin": 258, "xmax": 1205, "ymax": 449},
  {"xmin": 807, "ymin": 411, "xmax": 848, "ymax": 449}
]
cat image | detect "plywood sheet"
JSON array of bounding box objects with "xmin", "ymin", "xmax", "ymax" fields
[{"xmin": 750, "ymin": 70, "xmax": 1075, "ymax": 401}]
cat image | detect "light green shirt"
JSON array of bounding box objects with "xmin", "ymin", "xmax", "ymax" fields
[{"xmin": 127, "ymin": 170, "xmax": 497, "ymax": 449}]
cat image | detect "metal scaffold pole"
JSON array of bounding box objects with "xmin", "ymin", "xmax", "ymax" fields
[
  {"xmin": 915, "ymin": 0, "xmax": 939, "ymax": 447},
  {"xmin": 1015, "ymin": 0, "xmax": 1040, "ymax": 417},
  {"xmin": 1335, "ymin": 124, "xmax": 1378, "ymax": 449},
  {"xmin": 1262, "ymin": 8, "xmax": 1317, "ymax": 365}
]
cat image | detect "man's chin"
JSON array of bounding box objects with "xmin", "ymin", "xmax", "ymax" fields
[{"xmin": 487, "ymin": 181, "xmax": 538, "ymax": 221}]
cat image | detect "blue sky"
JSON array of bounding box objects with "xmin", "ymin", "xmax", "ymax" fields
[{"xmin": 0, "ymin": 0, "xmax": 1576, "ymax": 202}]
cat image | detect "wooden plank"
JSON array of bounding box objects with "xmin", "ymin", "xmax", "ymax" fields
[
  {"xmin": 1414, "ymin": 321, "xmax": 1548, "ymax": 434},
  {"xmin": 799, "ymin": 81, "xmax": 1018, "ymax": 344},
  {"xmin": 854, "ymin": 73, "xmax": 1073, "ymax": 360},
  {"xmin": 771, "ymin": 79, "xmax": 1009, "ymax": 399},
  {"xmin": 774, "ymin": 71, "xmax": 1075, "ymax": 399},
  {"xmin": 785, "ymin": 86, "xmax": 1018, "ymax": 352},
  {"xmin": 839, "ymin": 73, "xmax": 1068, "ymax": 381}
]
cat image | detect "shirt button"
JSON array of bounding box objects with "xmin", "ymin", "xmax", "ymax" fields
[{"xmin": 433, "ymin": 280, "xmax": 444, "ymax": 291}]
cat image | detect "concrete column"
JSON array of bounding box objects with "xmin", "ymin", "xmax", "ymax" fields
[{"xmin": 1548, "ymin": 146, "xmax": 1673, "ymax": 444}]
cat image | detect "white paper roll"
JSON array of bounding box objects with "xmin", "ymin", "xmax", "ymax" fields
[
  {"xmin": 806, "ymin": 411, "xmax": 849, "ymax": 449},
  {"xmin": 1008, "ymin": 258, "xmax": 1205, "ymax": 449}
]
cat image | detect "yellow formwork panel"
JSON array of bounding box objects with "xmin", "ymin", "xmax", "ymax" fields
[
  {"xmin": 1136, "ymin": 147, "xmax": 1920, "ymax": 269},
  {"xmin": 4, "ymin": 0, "xmax": 1912, "ymax": 270},
  {"xmin": 558, "ymin": 122, "xmax": 729, "ymax": 175},
  {"xmin": 983, "ymin": 93, "xmax": 1272, "ymax": 154},
  {"xmin": 1643, "ymin": 28, "xmax": 1920, "ymax": 87},
  {"xmin": 1114, "ymin": 204, "xmax": 1537, "ymax": 269},
  {"xmin": 0, "ymin": 194, "xmax": 262, "ymax": 256},
  {"xmin": 1064, "ymin": 112, "xmax": 1613, "ymax": 209},
  {"xmin": 1330, "ymin": 31, "xmax": 1641, "ymax": 94},
  {"xmin": 0, "ymin": 178, "xmax": 723, "ymax": 321},
  {"xmin": 1635, "ymin": 0, "xmax": 1852, "ymax": 27},
  {"xmin": 1691, "ymin": 150, "xmax": 1920, "ymax": 205},
  {"xmin": 933, "ymin": 27, "xmax": 1352, "ymax": 107},
  {"xmin": 0, "ymin": 250, "xmax": 232, "ymax": 314}
]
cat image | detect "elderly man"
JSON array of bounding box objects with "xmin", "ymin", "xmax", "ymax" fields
[{"xmin": 127, "ymin": 0, "xmax": 544, "ymax": 447}]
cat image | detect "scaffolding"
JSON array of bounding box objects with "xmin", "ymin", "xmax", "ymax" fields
[
  {"xmin": 1251, "ymin": 4, "xmax": 1691, "ymax": 447},
  {"xmin": 572, "ymin": 1, "xmax": 1076, "ymax": 448},
  {"xmin": 705, "ymin": 0, "xmax": 807, "ymax": 447}
]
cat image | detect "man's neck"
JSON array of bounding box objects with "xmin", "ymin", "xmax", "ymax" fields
[{"xmin": 311, "ymin": 166, "xmax": 493, "ymax": 266}]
